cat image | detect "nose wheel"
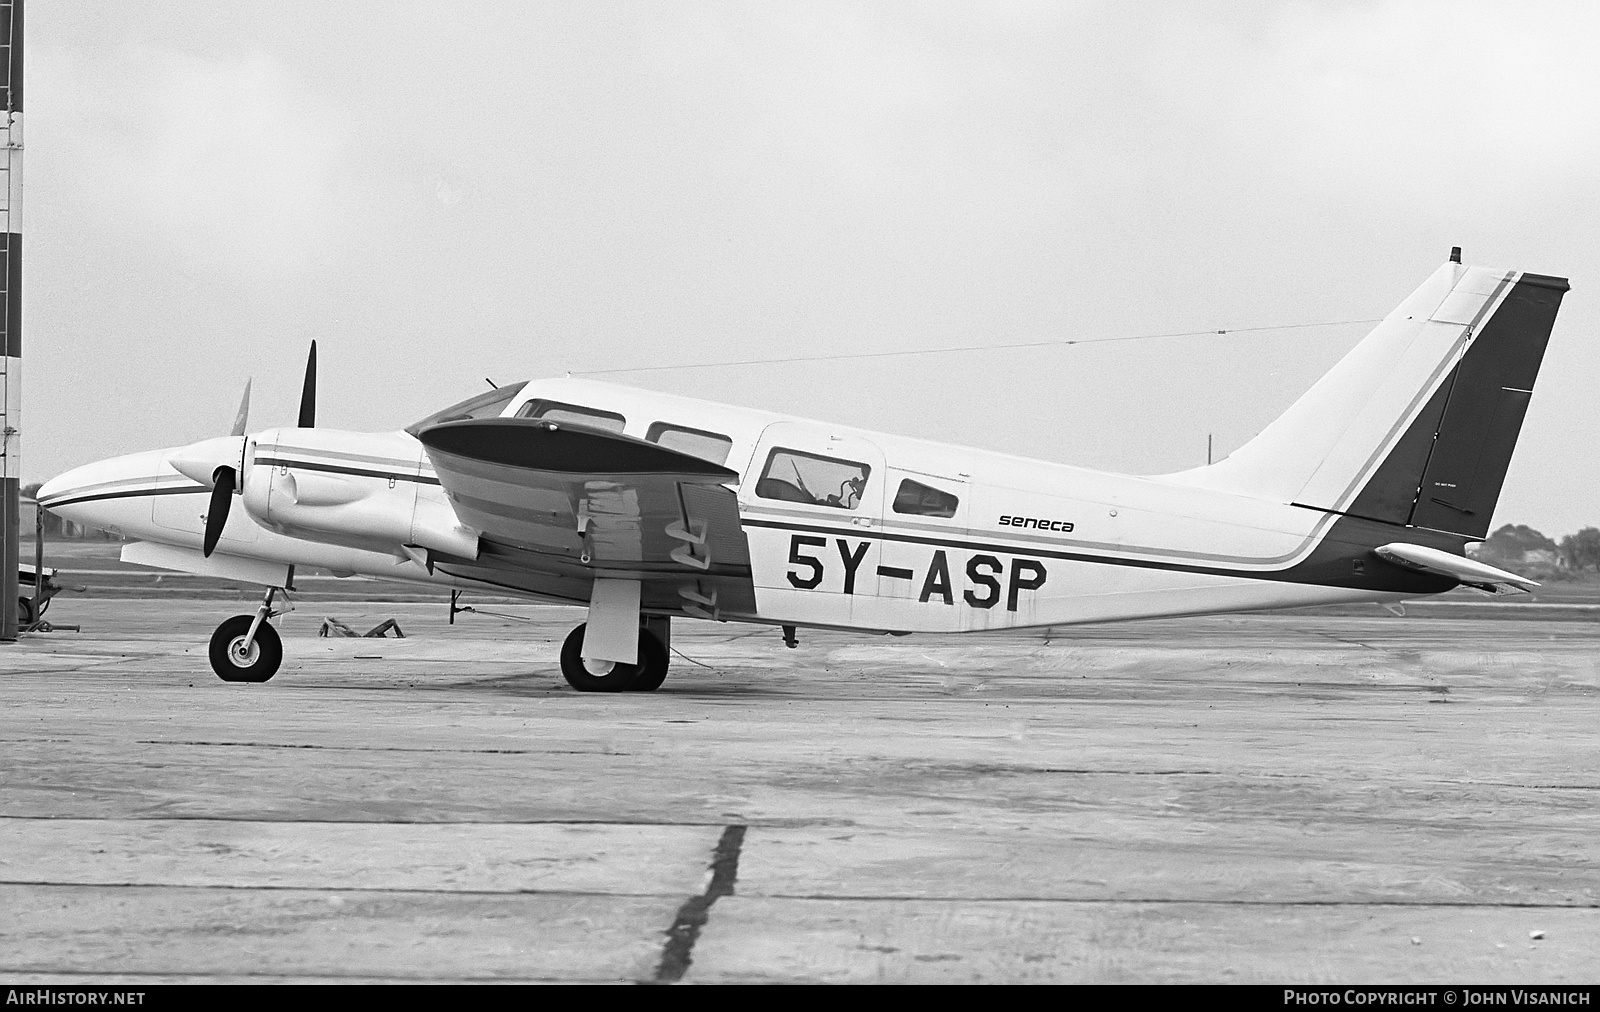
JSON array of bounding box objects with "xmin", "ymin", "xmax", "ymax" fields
[
  {"xmin": 209, "ymin": 615, "xmax": 283, "ymax": 682},
  {"xmin": 560, "ymin": 623, "xmax": 669, "ymax": 692},
  {"xmin": 207, "ymin": 586, "xmax": 286, "ymax": 683}
]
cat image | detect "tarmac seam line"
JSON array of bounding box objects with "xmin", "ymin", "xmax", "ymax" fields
[
  {"xmin": 0, "ymin": 815, "xmax": 748, "ymax": 827},
  {"xmin": 742, "ymin": 893, "xmax": 1600, "ymax": 909},
  {"xmin": 0, "ymin": 879, "xmax": 698, "ymax": 899},
  {"xmin": 1, "ymin": 879, "xmax": 1596, "ymax": 910},
  {"xmin": 647, "ymin": 824, "xmax": 747, "ymax": 985}
]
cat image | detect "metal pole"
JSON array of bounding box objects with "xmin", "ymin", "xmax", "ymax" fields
[
  {"xmin": 31, "ymin": 489, "xmax": 40, "ymax": 624},
  {"xmin": 0, "ymin": 0, "xmax": 22, "ymax": 643}
]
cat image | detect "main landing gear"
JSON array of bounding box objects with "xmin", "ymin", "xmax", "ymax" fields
[
  {"xmin": 559, "ymin": 619, "xmax": 670, "ymax": 692},
  {"xmin": 208, "ymin": 586, "xmax": 285, "ymax": 683}
]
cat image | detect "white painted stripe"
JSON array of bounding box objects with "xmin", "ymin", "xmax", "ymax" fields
[
  {"xmin": 37, "ymin": 473, "xmax": 201, "ymax": 506},
  {"xmin": 263, "ymin": 442, "xmax": 421, "ymax": 470},
  {"xmin": 739, "ymin": 504, "xmax": 1336, "ymax": 573}
]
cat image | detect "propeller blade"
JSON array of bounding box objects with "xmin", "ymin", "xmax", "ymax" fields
[
  {"xmin": 297, "ymin": 341, "xmax": 317, "ymax": 428},
  {"xmin": 203, "ymin": 466, "xmax": 236, "ymax": 558},
  {"xmin": 229, "ymin": 379, "xmax": 252, "ymax": 437}
]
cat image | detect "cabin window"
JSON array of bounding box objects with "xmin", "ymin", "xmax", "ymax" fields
[
  {"xmin": 404, "ymin": 381, "xmax": 528, "ymax": 435},
  {"xmin": 892, "ymin": 478, "xmax": 959, "ymax": 518},
  {"xmin": 647, "ymin": 422, "xmax": 733, "ymax": 466},
  {"xmin": 756, "ymin": 448, "xmax": 871, "ymax": 510},
  {"xmin": 516, "ymin": 399, "xmax": 626, "ymax": 433}
]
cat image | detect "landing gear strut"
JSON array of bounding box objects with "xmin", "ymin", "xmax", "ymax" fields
[
  {"xmin": 560, "ymin": 621, "xmax": 669, "ymax": 692},
  {"xmin": 208, "ymin": 586, "xmax": 286, "ymax": 683}
]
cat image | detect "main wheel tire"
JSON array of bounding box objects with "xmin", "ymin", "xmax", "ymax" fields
[
  {"xmin": 17, "ymin": 597, "xmax": 34, "ymax": 625},
  {"xmin": 560, "ymin": 624, "xmax": 669, "ymax": 692},
  {"xmin": 209, "ymin": 615, "xmax": 283, "ymax": 683},
  {"xmin": 628, "ymin": 629, "xmax": 670, "ymax": 692}
]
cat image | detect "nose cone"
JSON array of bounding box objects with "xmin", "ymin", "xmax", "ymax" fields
[
  {"xmin": 38, "ymin": 459, "xmax": 130, "ymax": 511},
  {"xmin": 34, "ymin": 468, "xmax": 81, "ymax": 506},
  {"xmin": 35, "ymin": 449, "xmax": 173, "ymax": 530}
]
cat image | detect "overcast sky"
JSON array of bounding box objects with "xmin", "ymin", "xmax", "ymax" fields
[{"xmin": 23, "ymin": 1, "xmax": 1600, "ymax": 536}]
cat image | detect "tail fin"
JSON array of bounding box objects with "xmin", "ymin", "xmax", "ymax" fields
[{"xmin": 1166, "ymin": 259, "xmax": 1568, "ymax": 540}]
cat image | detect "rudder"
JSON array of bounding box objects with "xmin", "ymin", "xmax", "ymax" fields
[{"xmin": 1384, "ymin": 273, "xmax": 1565, "ymax": 538}]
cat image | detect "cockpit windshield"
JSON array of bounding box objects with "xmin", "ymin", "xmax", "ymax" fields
[{"xmin": 405, "ymin": 381, "xmax": 528, "ymax": 436}]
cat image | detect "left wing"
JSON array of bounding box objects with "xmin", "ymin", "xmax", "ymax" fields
[{"xmin": 416, "ymin": 418, "xmax": 755, "ymax": 618}]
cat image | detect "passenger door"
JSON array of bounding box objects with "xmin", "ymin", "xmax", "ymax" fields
[
  {"xmin": 741, "ymin": 422, "xmax": 886, "ymax": 627},
  {"xmin": 863, "ymin": 469, "xmax": 970, "ymax": 632}
]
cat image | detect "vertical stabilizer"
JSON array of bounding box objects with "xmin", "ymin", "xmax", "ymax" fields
[{"xmin": 1164, "ymin": 260, "xmax": 1568, "ymax": 540}]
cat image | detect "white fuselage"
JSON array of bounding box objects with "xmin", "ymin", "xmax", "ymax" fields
[{"xmin": 39, "ymin": 377, "xmax": 1413, "ymax": 633}]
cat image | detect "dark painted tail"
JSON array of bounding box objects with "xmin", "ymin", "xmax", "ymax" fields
[
  {"xmin": 1171, "ymin": 261, "xmax": 1568, "ymax": 541},
  {"xmin": 1344, "ymin": 272, "xmax": 1567, "ymax": 538}
]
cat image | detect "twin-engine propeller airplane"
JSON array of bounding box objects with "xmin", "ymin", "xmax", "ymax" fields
[{"xmin": 38, "ymin": 254, "xmax": 1568, "ymax": 691}]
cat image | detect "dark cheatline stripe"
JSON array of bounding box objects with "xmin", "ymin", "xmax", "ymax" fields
[
  {"xmin": 40, "ymin": 486, "xmax": 206, "ymax": 510},
  {"xmin": 747, "ymin": 516, "xmax": 1257, "ymax": 574},
  {"xmin": 254, "ymin": 456, "xmax": 441, "ymax": 485},
  {"xmin": 742, "ymin": 514, "xmax": 1456, "ymax": 594},
  {"xmin": 877, "ymin": 566, "xmax": 914, "ymax": 580}
]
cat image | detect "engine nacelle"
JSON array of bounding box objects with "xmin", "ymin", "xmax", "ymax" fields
[{"xmin": 241, "ymin": 427, "xmax": 478, "ymax": 560}]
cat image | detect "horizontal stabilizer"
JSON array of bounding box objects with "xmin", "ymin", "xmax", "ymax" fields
[{"xmin": 1374, "ymin": 542, "xmax": 1537, "ymax": 595}]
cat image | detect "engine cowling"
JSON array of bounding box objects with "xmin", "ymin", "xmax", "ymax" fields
[{"xmin": 241, "ymin": 427, "xmax": 479, "ymax": 560}]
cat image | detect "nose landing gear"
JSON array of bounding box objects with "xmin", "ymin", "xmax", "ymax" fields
[{"xmin": 208, "ymin": 586, "xmax": 286, "ymax": 683}]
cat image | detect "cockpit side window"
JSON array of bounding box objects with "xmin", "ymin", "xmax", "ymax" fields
[
  {"xmin": 892, "ymin": 478, "xmax": 959, "ymax": 518},
  {"xmin": 405, "ymin": 381, "xmax": 528, "ymax": 435},
  {"xmin": 515, "ymin": 399, "xmax": 626, "ymax": 433},
  {"xmin": 647, "ymin": 422, "xmax": 733, "ymax": 466},
  {"xmin": 756, "ymin": 448, "xmax": 870, "ymax": 510}
]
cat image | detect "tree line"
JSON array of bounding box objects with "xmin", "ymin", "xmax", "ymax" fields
[{"xmin": 1473, "ymin": 523, "xmax": 1600, "ymax": 574}]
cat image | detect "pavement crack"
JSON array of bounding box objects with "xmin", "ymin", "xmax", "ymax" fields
[{"xmin": 647, "ymin": 824, "xmax": 746, "ymax": 985}]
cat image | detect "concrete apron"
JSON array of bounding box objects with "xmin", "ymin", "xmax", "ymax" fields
[{"xmin": 1, "ymin": 599, "xmax": 1597, "ymax": 983}]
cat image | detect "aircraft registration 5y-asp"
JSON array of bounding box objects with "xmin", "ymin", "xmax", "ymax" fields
[{"xmin": 38, "ymin": 254, "xmax": 1568, "ymax": 691}]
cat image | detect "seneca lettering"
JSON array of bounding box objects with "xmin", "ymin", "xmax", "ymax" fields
[{"xmin": 997, "ymin": 514, "xmax": 1073, "ymax": 534}]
